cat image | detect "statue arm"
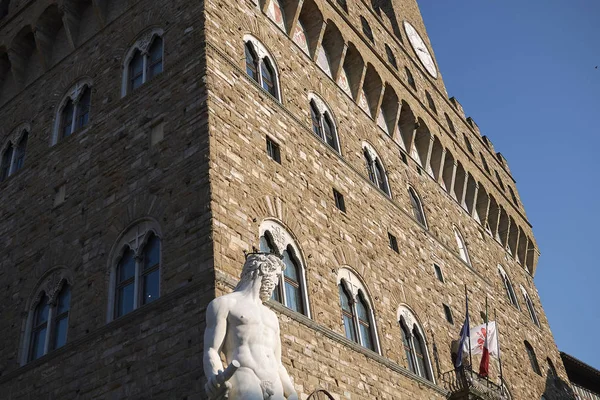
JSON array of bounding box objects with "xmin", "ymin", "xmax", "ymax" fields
[
  {"xmin": 203, "ymin": 298, "xmax": 228, "ymax": 377},
  {"xmin": 275, "ymin": 323, "xmax": 298, "ymax": 400}
]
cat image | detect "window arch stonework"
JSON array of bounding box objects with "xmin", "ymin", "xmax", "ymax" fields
[
  {"xmin": 121, "ymin": 28, "xmax": 164, "ymax": 97},
  {"xmin": 498, "ymin": 265, "xmax": 519, "ymax": 309},
  {"xmin": 408, "ymin": 187, "xmax": 427, "ymax": 228},
  {"xmin": 243, "ymin": 34, "xmax": 281, "ymax": 101},
  {"xmin": 308, "ymin": 93, "xmax": 340, "ymax": 153},
  {"xmin": 453, "ymin": 227, "xmax": 470, "ymax": 265},
  {"xmin": 52, "ymin": 78, "xmax": 93, "ymax": 145},
  {"xmin": 363, "ymin": 141, "xmax": 391, "ymax": 197},
  {"xmin": 336, "ymin": 267, "xmax": 380, "ymax": 354},
  {"xmin": 1, "ymin": 124, "xmax": 29, "ymax": 179},
  {"xmin": 107, "ymin": 218, "xmax": 162, "ymax": 322},
  {"xmin": 520, "ymin": 285, "xmax": 540, "ymax": 327},
  {"xmin": 21, "ymin": 267, "xmax": 73, "ymax": 365},
  {"xmin": 259, "ymin": 219, "xmax": 310, "ymax": 317},
  {"xmin": 397, "ymin": 305, "xmax": 435, "ymax": 382}
]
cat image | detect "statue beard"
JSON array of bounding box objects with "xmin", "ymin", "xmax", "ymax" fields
[{"xmin": 259, "ymin": 274, "xmax": 277, "ymax": 302}]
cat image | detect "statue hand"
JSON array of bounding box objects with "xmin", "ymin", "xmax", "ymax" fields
[{"xmin": 205, "ymin": 374, "xmax": 232, "ymax": 400}]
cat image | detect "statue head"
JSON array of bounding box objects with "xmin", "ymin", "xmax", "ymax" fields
[{"xmin": 236, "ymin": 253, "xmax": 285, "ymax": 302}]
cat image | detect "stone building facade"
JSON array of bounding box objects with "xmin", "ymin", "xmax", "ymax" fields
[{"xmin": 0, "ymin": 0, "xmax": 572, "ymax": 399}]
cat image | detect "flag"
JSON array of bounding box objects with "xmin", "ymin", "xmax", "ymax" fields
[
  {"xmin": 455, "ymin": 315, "xmax": 470, "ymax": 368},
  {"xmin": 479, "ymin": 320, "xmax": 490, "ymax": 377},
  {"xmin": 479, "ymin": 302, "xmax": 490, "ymax": 377},
  {"xmin": 464, "ymin": 321, "xmax": 499, "ymax": 358}
]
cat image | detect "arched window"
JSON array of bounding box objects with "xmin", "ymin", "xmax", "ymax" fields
[
  {"xmin": 121, "ymin": 29, "xmax": 164, "ymax": 96},
  {"xmin": 30, "ymin": 295, "xmax": 50, "ymax": 361},
  {"xmin": 445, "ymin": 113, "xmax": 456, "ymax": 135},
  {"xmin": 307, "ymin": 389, "xmax": 335, "ymax": 400},
  {"xmin": 426, "ymin": 91, "xmax": 437, "ymax": 114},
  {"xmin": 53, "ymin": 80, "xmax": 93, "ymax": 144},
  {"xmin": 244, "ymin": 36, "xmax": 281, "ymax": 101},
  {"xmin": 405, "ymin": 67, "xmax": 416, "ymax": 90},
  {"xmin": 401, "ymin": 322, "xmax": 417, "ymax": 374},
  {"xmin": 337, "ymin": 268, "xmax": 380, "ymax": 353},
  {"xmin": 361, "ymin": 16, "xmax": 374, "ymax": 43},
  {"xmin": 0, "ymin": 143, "xmax": 13, "ymax": 181},
  {"xmin": 108, "ymin": 219, "xmax": 162, "ymax": 321},
  {"xmin": 14, "ymin": 132, "xmax": 28, "ymax": 172},
  {"xmin": 60, "ymin": 99, "xmax": 75, "ymax": 138},
  {"xmin": 53, "ymin": 285, "xmax": 71, "ymax": 350},
  {"xmin": 363, "ymin": 143, "xmax": 390, "ymax": 196},
  {"xmin": 453, "ymin": 227, "xmax": 470, "ymax": 264},
  {"xmin": 413, "ymin": 326, "xmax": 431, "ymax": 380},
  {"xmin": 385, "ymin": 44, "xmax": 397, "ymax": 69},
  {"xmin": 463, "ymin": 133, "xmax": 474, "ymax": 155},
  {"xmin": 260, "ymin": 58, "xmax": 277, "ymax": 98},
  {"xmin": 409, "ymin": 187, "xmax": 427, "ymax": 227},
  {"xmin": 115, "ymin": 233, "xmax": 160, "ymax": 318},
  {"xmin": 508, "ymin": 187, "xmax": 519, "ymax": 207},
  {"xmin": 1, "ymin": 128, "xmax": 29, "ymax": 180},
  {"xmin": 22, "ymin": 268, "xmax": 72, "ymax": 365},
  {"xmin": 495, "ymin": 170, "xmax": 506, "ymax": 192},
  {"xmin": 525, "ymin": 341, "xmax": 542, "ymax": 375},
  {"xmin": 356, "ymin": 291, "xmax": 375, "ymax": 350},
  {"xmin": 259, "ymin": 220, "xmax": 310, "ymax": 316},
  {"xmin": 147, "ymin": 37, "xmax": 164, "ymax": 80},
  {"xmin": 336, "ymin": 0, "xmax": 347, "ymax": 12},
  {"xmin": 480, "ymin": 153, "xmax": 491, "ymax": 174},
  {"xmin": 339, "ymin": 284, "xmax": 357, "ymax": 342},
  {"xmin": 398, "ymin": 306, "xmax": 434, "ymax": 381},
  {"xmin": 521, "ymin": 286, "xmax": 540, "ymax": 327},
  {"xmin": 498, "ymin": 265, "xmax": 519, "ymax": 308},
  {"xmin": 245, "ymin": 42, "xmax": 259, "ymax": 82},
  {"xmin": 309, "ymin": 95, "xmax": 340, "ymax": 153}
]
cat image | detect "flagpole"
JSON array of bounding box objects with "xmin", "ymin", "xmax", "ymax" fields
[
  {"xmin": 465, "ymin": 285, "xmax": 472, "ymax": 370},
  {"xmin": 484, "ymin": 297, "xmax": 489, "ymax": 380},
  {"xmin": 495, "ymin": 308, "xmax": 504, "ymax": 389}
]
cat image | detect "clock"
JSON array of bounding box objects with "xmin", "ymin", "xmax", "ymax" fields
[{"xmin": 403, "ymin": 21, "xmax": 438, "ymax": 79}]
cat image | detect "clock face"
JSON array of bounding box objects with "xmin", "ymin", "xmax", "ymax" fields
[{"xmin": 404, "ymin": 21, "xmax": 438, "ymax": 79}]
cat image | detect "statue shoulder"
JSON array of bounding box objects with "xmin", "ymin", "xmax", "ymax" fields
[{"xmin": 208, "ymin": 292, "xmax": 240, "ymax": 314}]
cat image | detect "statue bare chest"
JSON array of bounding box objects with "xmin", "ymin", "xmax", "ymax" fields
[{"xmin": 228, "ymin": 303, "xmax": 279, "ymax": 342}]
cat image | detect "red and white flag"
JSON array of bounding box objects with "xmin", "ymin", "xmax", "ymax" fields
[
  {"xmin": 479, "ymin": 322, "xmax": 490, "ymax": 377},
  {"xmin": 463, "ymin": 321, "xmax": 499, "ymax": 358}
]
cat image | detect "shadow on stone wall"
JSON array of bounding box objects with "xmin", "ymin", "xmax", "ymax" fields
[{"xmin": 542, "ymin": 366, "xmax": 576, "ymax": 400}]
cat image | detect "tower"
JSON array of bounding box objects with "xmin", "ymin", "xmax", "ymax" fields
[{"xmin": 0, "ymin": 0, "xmax": 570, "ymax": 399}]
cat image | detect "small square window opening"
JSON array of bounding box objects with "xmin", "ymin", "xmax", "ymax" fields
[
  {"xmin": 443, "ymin": 304, "xmax": 454, "ymax": 324},
  {"xmin": 400, "ymin": 151, "xmax": 408, "ymax": 165},
  {"xmin": 388, "ymin": 233, "xmax": 399, "ymax": 253},
  {"xmin": 266, "ymin": 137, "xmax": 281, "ymax": 164},
  {"xmin": 434, "ymin": 264, "xmax": 444, "ymax": 282},
  {"xmin": 333, "ymin": 189, "xmax": 346, "ymax": 212}
]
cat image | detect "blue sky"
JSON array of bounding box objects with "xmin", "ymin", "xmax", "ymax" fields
[{"xmin": 418, "ymin": 0, "xmax": 600, "ymax": 368}]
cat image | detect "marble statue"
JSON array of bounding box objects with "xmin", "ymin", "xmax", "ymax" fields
[{"xmin": 203, "ymin": 253, "xmax": 299, "ymax": 400}]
